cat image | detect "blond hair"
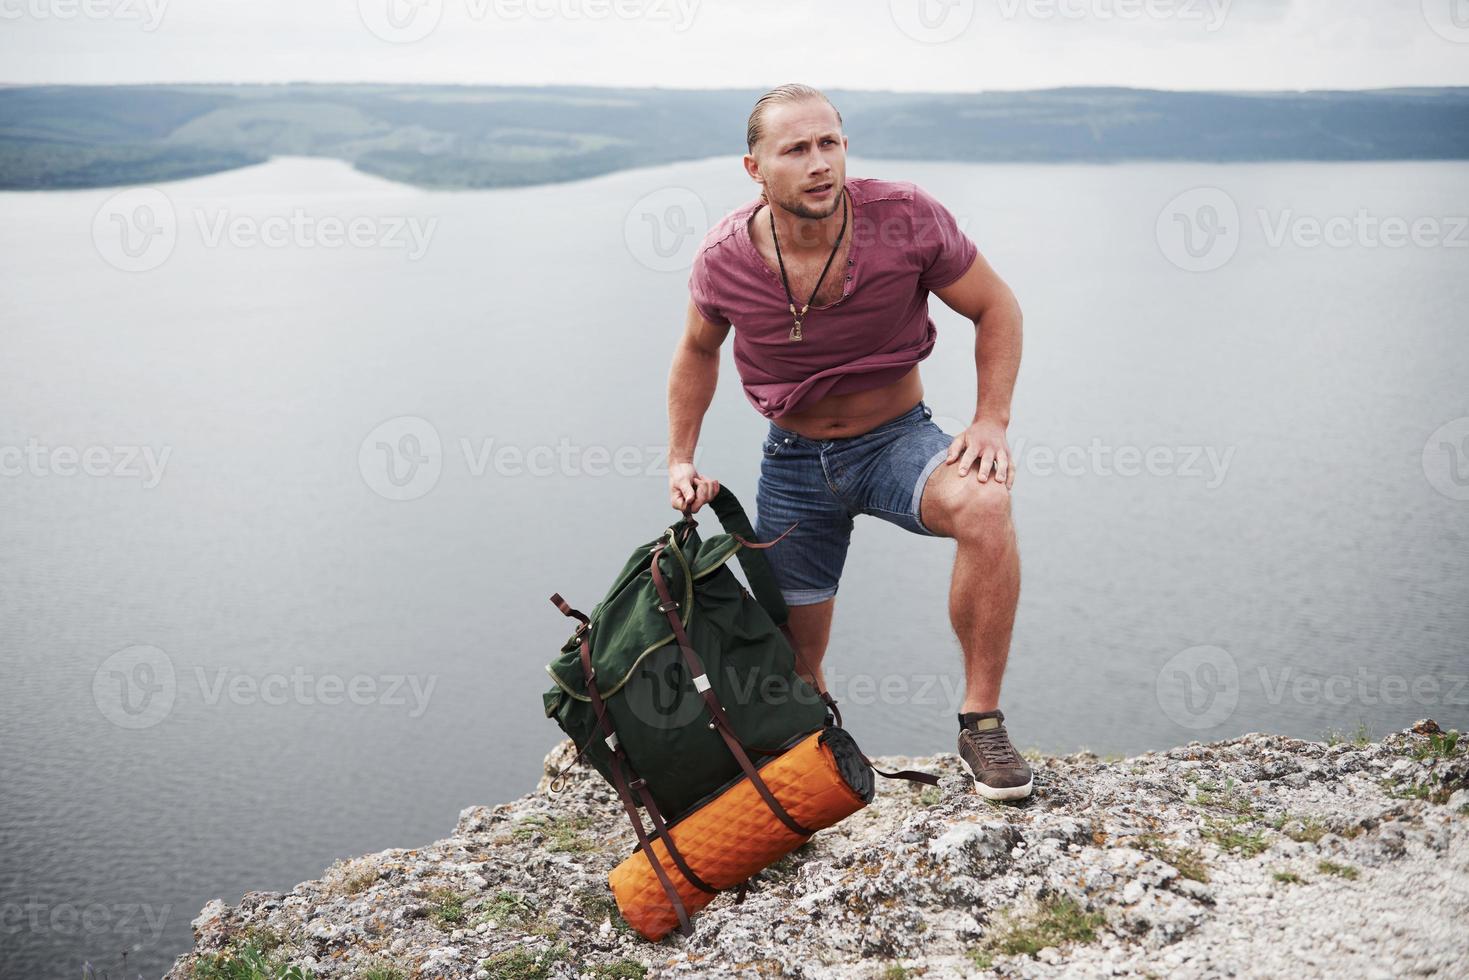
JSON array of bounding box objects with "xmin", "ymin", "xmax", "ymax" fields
[{"xmin": 746, "ymin": 83, "xmax": 844, "ymax": 155}]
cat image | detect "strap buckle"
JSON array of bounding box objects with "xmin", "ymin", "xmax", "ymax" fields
[{"xmin": 656, "ymin": 599, "xmax": 680, "ymax": 613}]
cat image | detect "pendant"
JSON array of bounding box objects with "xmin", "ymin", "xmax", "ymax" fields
[{"xmin": 789, "ymin": 320, "xmax": 803, "ymax": 342}]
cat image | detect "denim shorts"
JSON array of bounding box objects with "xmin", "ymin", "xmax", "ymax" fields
[{"xmin": 753, "ymin": 399, "xmax": 953, "ymax": 606}]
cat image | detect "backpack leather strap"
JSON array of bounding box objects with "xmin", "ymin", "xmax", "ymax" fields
[
  {"xmin": 778, "ymin": 627, "xmax": 939, "ymax": 788},
  {"xmin": 683, "ymin": 486, "xmax": 797, "ymax": 627},
  {"xmin": 577, "ymin": 639, "xmax": 704, "ymax": 936},
  {"xmin": 649, "ymin": 543, "xmax": 816, "ymax": 838}
]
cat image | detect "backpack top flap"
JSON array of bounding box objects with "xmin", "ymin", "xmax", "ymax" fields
[
  {"xmin": 544, "ymin": 523, "xmax": 700, "ymax": 706},
  {"xmin": 543, "ymin": 486, "xmax": 783, "ymax": 709}
]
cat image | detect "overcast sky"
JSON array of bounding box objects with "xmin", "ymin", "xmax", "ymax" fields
[{"xmin": 1, "ymin": 0, "xmax": 1466, "ymax": 90}]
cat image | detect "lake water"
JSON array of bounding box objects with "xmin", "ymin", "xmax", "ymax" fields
[{"xmin": 2, "ymin": 155, "xmax": 1466, "ymax": 977}]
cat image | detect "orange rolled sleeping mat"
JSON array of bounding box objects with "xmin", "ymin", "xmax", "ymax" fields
[{"xmin": 609, "ymin": 726, "xmax": 875, "ymax": 941}]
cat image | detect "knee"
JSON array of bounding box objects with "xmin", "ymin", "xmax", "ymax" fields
[{"xmin": 950, "ymin": 481, "xmax": 1014, "ymax": 543}]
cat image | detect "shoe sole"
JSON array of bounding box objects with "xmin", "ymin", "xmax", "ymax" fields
[{"xmin": 971, "ymin": 777, "xmax": 1033, "ymax": 801}]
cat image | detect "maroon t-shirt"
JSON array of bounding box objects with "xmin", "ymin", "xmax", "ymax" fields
[{"xmin": 688, "ymin": 177, "xmax": 978, "ymax": 420}]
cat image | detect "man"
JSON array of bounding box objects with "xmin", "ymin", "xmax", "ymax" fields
[{"xmin": 665, "ymin": 83, "xmax": 1030, "ymax": 801}]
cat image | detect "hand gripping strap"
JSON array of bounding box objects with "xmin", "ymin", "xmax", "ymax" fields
[{"xmin": 681, "ymin": 486, "xmax": 797, "ymax": 628}]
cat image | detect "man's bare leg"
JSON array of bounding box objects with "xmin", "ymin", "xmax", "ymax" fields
[
  {"xmin": 785, "ymin": 597, "xmax": 836, "ymax": 691},
  {"xmin": 918, "ymin": 467, "xmax": 1020, "ymax": 714}
]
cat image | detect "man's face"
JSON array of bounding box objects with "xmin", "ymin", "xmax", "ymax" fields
[{"xmin": 751, "ymin": 99, "xmax": 848, "ymax": 224}]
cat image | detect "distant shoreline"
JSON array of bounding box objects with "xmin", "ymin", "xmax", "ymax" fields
[{"xmin": 3, "ymin": 83, "xmax": 1467, "ymax": 192}]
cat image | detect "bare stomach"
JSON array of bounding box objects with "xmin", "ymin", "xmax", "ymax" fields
[{"xmin": 770, "ymin": 367, "xmax": 924, "ymax": 440}]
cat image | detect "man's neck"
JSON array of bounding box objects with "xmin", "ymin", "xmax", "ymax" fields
[{"xmin": 765, "ymin": 186, "xmax": 847, "ymax": 254}]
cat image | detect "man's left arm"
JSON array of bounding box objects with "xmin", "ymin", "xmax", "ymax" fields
[{"xmin": 933, "ymin": 252, "xmax": 1024, "ymax": 488}]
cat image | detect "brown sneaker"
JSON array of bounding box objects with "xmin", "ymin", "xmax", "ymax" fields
[{"xmin": 957, "ymin": 709, "xmax": 1033, "ymax": 801}]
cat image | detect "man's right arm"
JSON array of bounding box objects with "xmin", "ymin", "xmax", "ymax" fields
[{"xmin": 667, "ymin": 298, "xmax": 731, "ymax": 511}]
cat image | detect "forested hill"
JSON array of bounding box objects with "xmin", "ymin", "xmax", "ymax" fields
[{"xmin": 3, "ymin": 84, "xmax": 1467, "ymax": 190}]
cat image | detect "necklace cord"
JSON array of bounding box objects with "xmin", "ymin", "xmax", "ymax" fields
[{"xmin": 769, "ymin": 188, "xmax": 849, "ymax": 321}]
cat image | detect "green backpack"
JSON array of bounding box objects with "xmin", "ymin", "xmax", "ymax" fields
[
  {"xmin": 543, "ymin": 484, "xmax": 936, "ymax": 932},
  {"xmin": 542, "ymin": 487, "xmax": 832, "ymax": 825}
]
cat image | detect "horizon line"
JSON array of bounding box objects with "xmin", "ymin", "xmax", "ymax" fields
[{"xmin": 2, "ymin": 80, "xmax": 1467, "ymax": 96}]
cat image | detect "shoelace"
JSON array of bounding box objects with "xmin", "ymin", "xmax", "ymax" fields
[{"xmin": 962, "ymin": 725, "xmax": 1022, "ymax": 767}]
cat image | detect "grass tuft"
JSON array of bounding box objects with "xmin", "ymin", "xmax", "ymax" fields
[
  {"xmin": 190, "ymin": 938, "xmax": 312, "ymax": 980},
  {"xmin": 424, "ymin": 886, "xmax": 469, "ymax": 929},
  {"xmin": 969, "ymin": 894, "xmax": 1105, "ymax": 964},
  {"xmin": 1410, "ymin": 729, "xmax": 1462, "ymax": 762},
  {"xmin": 1273, "ymin": 814, "xmax": 1329, "ymax": 843},
  {"xmin": 356, "ymin": 963, "xmax": 405, "ymax": 980},
  {"xmin": 1317, "ymin": 860, "xmax": 1360, "ymax": 880},
  {"xmin": 587, "ymin": 960, "xmax": 648, "ymax": 980},
  {"xmin": 479, "ymin": 943, "xmax": 570, "ymax": 980},
  {"xmin": 1133, "ymin": 834, "xmax": 1210, "ymax": 883},
  {"xmin": 1202, "ymin": 818, "xmax": 1270, "ymax": 858},
  {"xmin": 1323, "ymin": 722, "xmax": 1373, "ymax": 747}
]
